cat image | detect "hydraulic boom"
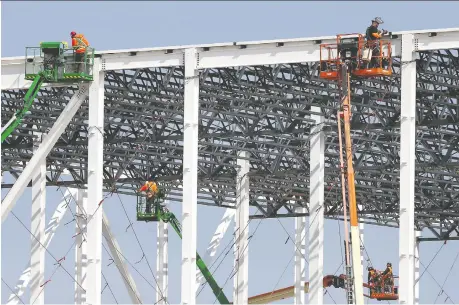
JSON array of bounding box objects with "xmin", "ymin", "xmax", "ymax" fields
[
  {"xmin": 155, "ymin": 205, "xmax": 230, "ymax": 304},
  {"xmin": 1, "ymin": 74, "xmax": 45, "ymax": 142}
]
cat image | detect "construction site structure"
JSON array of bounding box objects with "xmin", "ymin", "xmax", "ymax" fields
[{"xmin": 2, "ymin": 27, "xmax": 459, "ymax": 305}]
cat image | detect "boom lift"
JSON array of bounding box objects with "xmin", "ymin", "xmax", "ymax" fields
[
  {"xmin": 319, "ymin": 33, "xmax": 396, "ymax": 303},
  {"xmin": 1, "ymin": 42, "xmax": 94, "ymax": 142},
  {"xmin": 136, "ymin": 193, "xmax": 231, "ymax": 304}
]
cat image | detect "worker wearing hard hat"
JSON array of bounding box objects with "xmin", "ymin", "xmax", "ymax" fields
[
  {"xmin": 382, "ymin": 262, "xmax": 393, "ymax": 293},
  {"xmin": 364, "ymin": 17, "xmax": 389, "ymax": 68},
  {"xmin": 70, "ymin": 31, "xmax": 90, "ymax": 73},
  {"xmin": 139, "ymin": 179, "xmax": 159, "ymax": 214},
  {"xmin": 367, "ymin": 267, "xmax": 382, "ymax": 293}
]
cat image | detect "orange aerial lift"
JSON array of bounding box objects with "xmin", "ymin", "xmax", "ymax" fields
[{"xmin": 319, "ymin": 33, "xmax": 396, "ymax": 303}]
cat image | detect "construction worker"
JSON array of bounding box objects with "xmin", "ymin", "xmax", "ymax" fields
[
  {"xmin": 139, "ymin": 179, "xmax": 159, "ymax": 214},
  {"xmin": 70, "ymin": 31, "xmax": 90, "ymax": 73},
  {"xmin": 368, "ymin": 267, "xmax": 382, "ymax": 293},
  {"xmin": 382, "ymin": 262, "xmax": 393, "ymax": 293},
  {"xmin": 364, "ymin": 17, "xmax": 388, "ymax": 68}
]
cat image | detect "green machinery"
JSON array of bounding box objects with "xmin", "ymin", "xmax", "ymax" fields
[
  {"xmin": 1, "ymin": 42, "xmax": 95, "ymax": 143},
  {"xmin": 137, "ymin": 191, "xmax": 230, "ymax": 304}
]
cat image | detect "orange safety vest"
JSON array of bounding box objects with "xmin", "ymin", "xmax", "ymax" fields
[
  {"xmin": 72, "ymin": 34, "xmax": 89, "ymax": 54},
  {"xmin": 139, "ymin": 181, "xmax": 158, "ymax": 193}
]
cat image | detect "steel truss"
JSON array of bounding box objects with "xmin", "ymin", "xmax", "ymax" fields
[{"xmin": 2, "ymin": 47, "xmax": 459, "ymax": 240}]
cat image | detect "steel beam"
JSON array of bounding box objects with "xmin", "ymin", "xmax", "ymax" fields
[
  {"xmin": 1, "ymin": 83, "xmax": 89, "ymax": 223},
  {"xmin": 75, "ymin": 189, "xmax": 88, "ymax": 305},
  {"xmin": 6, "ymin": 188, "xmax": 74, "ymax": 305},
  {"xmin": 294, "ymin": 206, "xmax": 307, "ymax": 305},
  {"xmin": 102, "ymin": 211, "xmax": 142, "ymax": 304},
  {"xmin": 414, "ymin": 230, "xmax": 421, "ymax": 305},
  {"xmin": 101, "ymin": 52, "xmax": 183, "ymax": 71},
  {"xmin": 196, "ymin": 208, "xmax": 235, "ymax": 292},
  {"xmin": 156, "ymin": 206, "xmax": 169, "ymax": 305},
  {"xmin": 30, "ymin": 134, "xmax": 46, "ymax": 305},
  {"xmin": 415, "ymin": 30, "xmax": 459, "ymax": 51},
  {"xmin": 85, "ymin": 59, "xmax": 105, "ymax": 305},
  {"xmin": 399, "ymin": 33, "xmax": 417, "ymax": 305},
  {"xmin": 308, "ymin": 106, "xmax": 325, "ymax": 304},
  {"xmin": 234, "ymin": 151, "xmax": 250, "ymax": 305},
  {"xmin": 181, "ymin": 48, "xmax": 200, "ymax": 305}
]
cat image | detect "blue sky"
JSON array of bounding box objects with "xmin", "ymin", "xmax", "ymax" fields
[{"xmin": 2, "ymin": 1, "xmax": 459, "ymax": 304}]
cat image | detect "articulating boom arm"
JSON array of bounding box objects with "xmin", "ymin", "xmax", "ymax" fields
[
  {"xmin": 1, "ymin": 74, "xmax": 45, "ymax": 143},
  {"xmin": 157, "ymin": 206, "xmax": 230, "ymax": 304}
]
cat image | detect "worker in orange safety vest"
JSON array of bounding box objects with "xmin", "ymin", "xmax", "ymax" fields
[
  {"xmin": 139, "ymin": 179, "xmax": 159, "ymax": 214},
  {"xmin": 70, "ymin": 31, "xmax": 90, "ymax": 73}
]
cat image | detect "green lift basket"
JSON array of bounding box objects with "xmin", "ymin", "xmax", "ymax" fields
[{"xmin": 25, "ymin": 41, "xmax": 95, "ymax": 82}]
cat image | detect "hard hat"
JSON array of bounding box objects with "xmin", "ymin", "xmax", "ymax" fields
[
  {"xmin": 70, "ymin": 31, "xmax": 77, "ymax": 37},
  {"xmin": 372, "ymin": 17, "xmax": 384, "ymax": 24}
]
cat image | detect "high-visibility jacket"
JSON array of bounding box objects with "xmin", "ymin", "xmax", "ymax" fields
[
  {"xmin": 383, "ymin": 266, "xmax": 392, "ymax": 277},
  {"xmin": 72, "ymin": 34, "xmax": 89, "ymax": 54},
  {"xmin": 139, "ymin": 181, "xmax": 158, "ymax": 194}
]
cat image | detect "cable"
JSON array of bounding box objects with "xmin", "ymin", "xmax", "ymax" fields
[
  {"xmin": 114, "ymin": 192, "xmax": 169, "ymax": 304},
  {"xmin": 2, "ymin": 278, "xmax": 26, "ymax": 305},
  {"xmin": 102, "ymin": 273, "xmax": 119, "ymax": 304},
  {"xmin": 417, "ymin": 243, "xmax": 445, "ymax": 282},
  {"xmin": 434, "ymin": 250, "xmax": 459, "ymax": 304}
]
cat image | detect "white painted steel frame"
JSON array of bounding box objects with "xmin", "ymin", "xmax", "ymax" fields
[
  {"xmin": 234, "ymin": 151, "xmax": 250, "ymax": 305},
  {"xmin": 181, "ymin": 48, "xmax": 200, "ymax": 305},
  {"xmin": 30, "ymin": 134, "xmax": 46, "ymax": 305},
  {"xmin": 2, "ymin": 28, "xmax": 459, "ymax": 90},
  {"xmin": 294, "ymin": 206, "xmax": 307, "ymax": 305},
  {"xmin": 85, "ymin": 58, "xmax": 105, "ymax": 305},
  {"xmin": 7, "ymin": 189, "xmax": 75, "ymax": 305},
  {"xmin": 75, "ymin": 189, "xmax": 88, "ymax": 305},
  {"xmin": 414, "ymin": 231, "xmax": 421, "ymax": 305},
  {"xmin": 1, "ymin": 84, "xmax": 89, "ymax": 222},
  {"xmin": 308, "ymin": 106, "xmax": 325, "ymax": 304},
  {"xmin": 2, "ymin": 27, "xmax": 458, "ymax": 305},
  {"xmin": 399, "ymin": 33, "xmax": 417, "ymax": 305},
  {"xmin": 102, "ymin": 211, "xmax": 142, "ymax": 304},
  {"xmin": 156, "ymin": 214, "xmax": 169, "ymax": 305}
]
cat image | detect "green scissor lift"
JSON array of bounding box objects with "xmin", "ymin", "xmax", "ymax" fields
[
  {"xmin": 137, "ymin": 190, "xmax": 230, "ymax": 304},
  {"xmin": 1, "ymin": 42, "xmax": 95, "ymax": 142}
]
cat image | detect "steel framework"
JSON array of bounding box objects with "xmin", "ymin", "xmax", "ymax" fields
[{"xmin": 2, "ymin": 29, "xmax": 459, "ymax": 241}]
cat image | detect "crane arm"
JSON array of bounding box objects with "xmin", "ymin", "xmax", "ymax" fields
[
  {"xmin": 1, "ymin": 74, "xmax": 45, "ymax": 143},
  {"xmin": 158, "ymin": 206, "xmax": 230, "ymax": 304}
]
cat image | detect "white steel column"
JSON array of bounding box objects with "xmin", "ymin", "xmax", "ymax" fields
[
  {"xmin": 75, "ymin": 189, "xmax": 88, "ymax": 304},
  {"xmin": 308, "ymin": 106, "xmax": 325, "ymax": 304},
  {"xmin": 30, "ymin": 134, "xmax": 46, "ymax": 305},
  {"xmin": 234, "ymin": 151, "xmax": 250, "ymax": 305},
  {"xmin": 181, "ymin": 47, "xmax": 200, "ymax": 305},
  {"xmin": 294, "ymin": 207, "xmax": 307, "ymax": 305},
  {"xmin": 85, "ymin": 59, "xmax": 105, "ymax": 305},
  {"xmin": 102, "ymin": 212, "xmax": 142, "ymax": 303},
  {"xmin": 399, "ymin": 33, "xmax": 417, "ymax": 305},
  {"xmin": 156, "ymin": 207, "xmax": 169, "ymax": 305},
  {"xmin": 1, "ymin": 84, "xmax": 89, "ymax": 223},
  {"xmin": 358, "ymin": 204, "xmax": 365, "ymax": 277},
  {"xmin": 196, "ymin": 208, "xmax": 235, "ymax": 291},
  {"xmin": 7, "ymin": 188, "xmax": 75, "ymax": 305},
  {"xmin": 28, "ymin": 134, "xmax": 46, "ymax": 304},
  {"xmin": 414, "ymin": 230, "xmax": 421, "ymax": 305}
]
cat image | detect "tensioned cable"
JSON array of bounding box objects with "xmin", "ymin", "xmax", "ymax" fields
[{"xmin": 434, "ymin": 249, "xmax": 459, "ymax": 304}]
